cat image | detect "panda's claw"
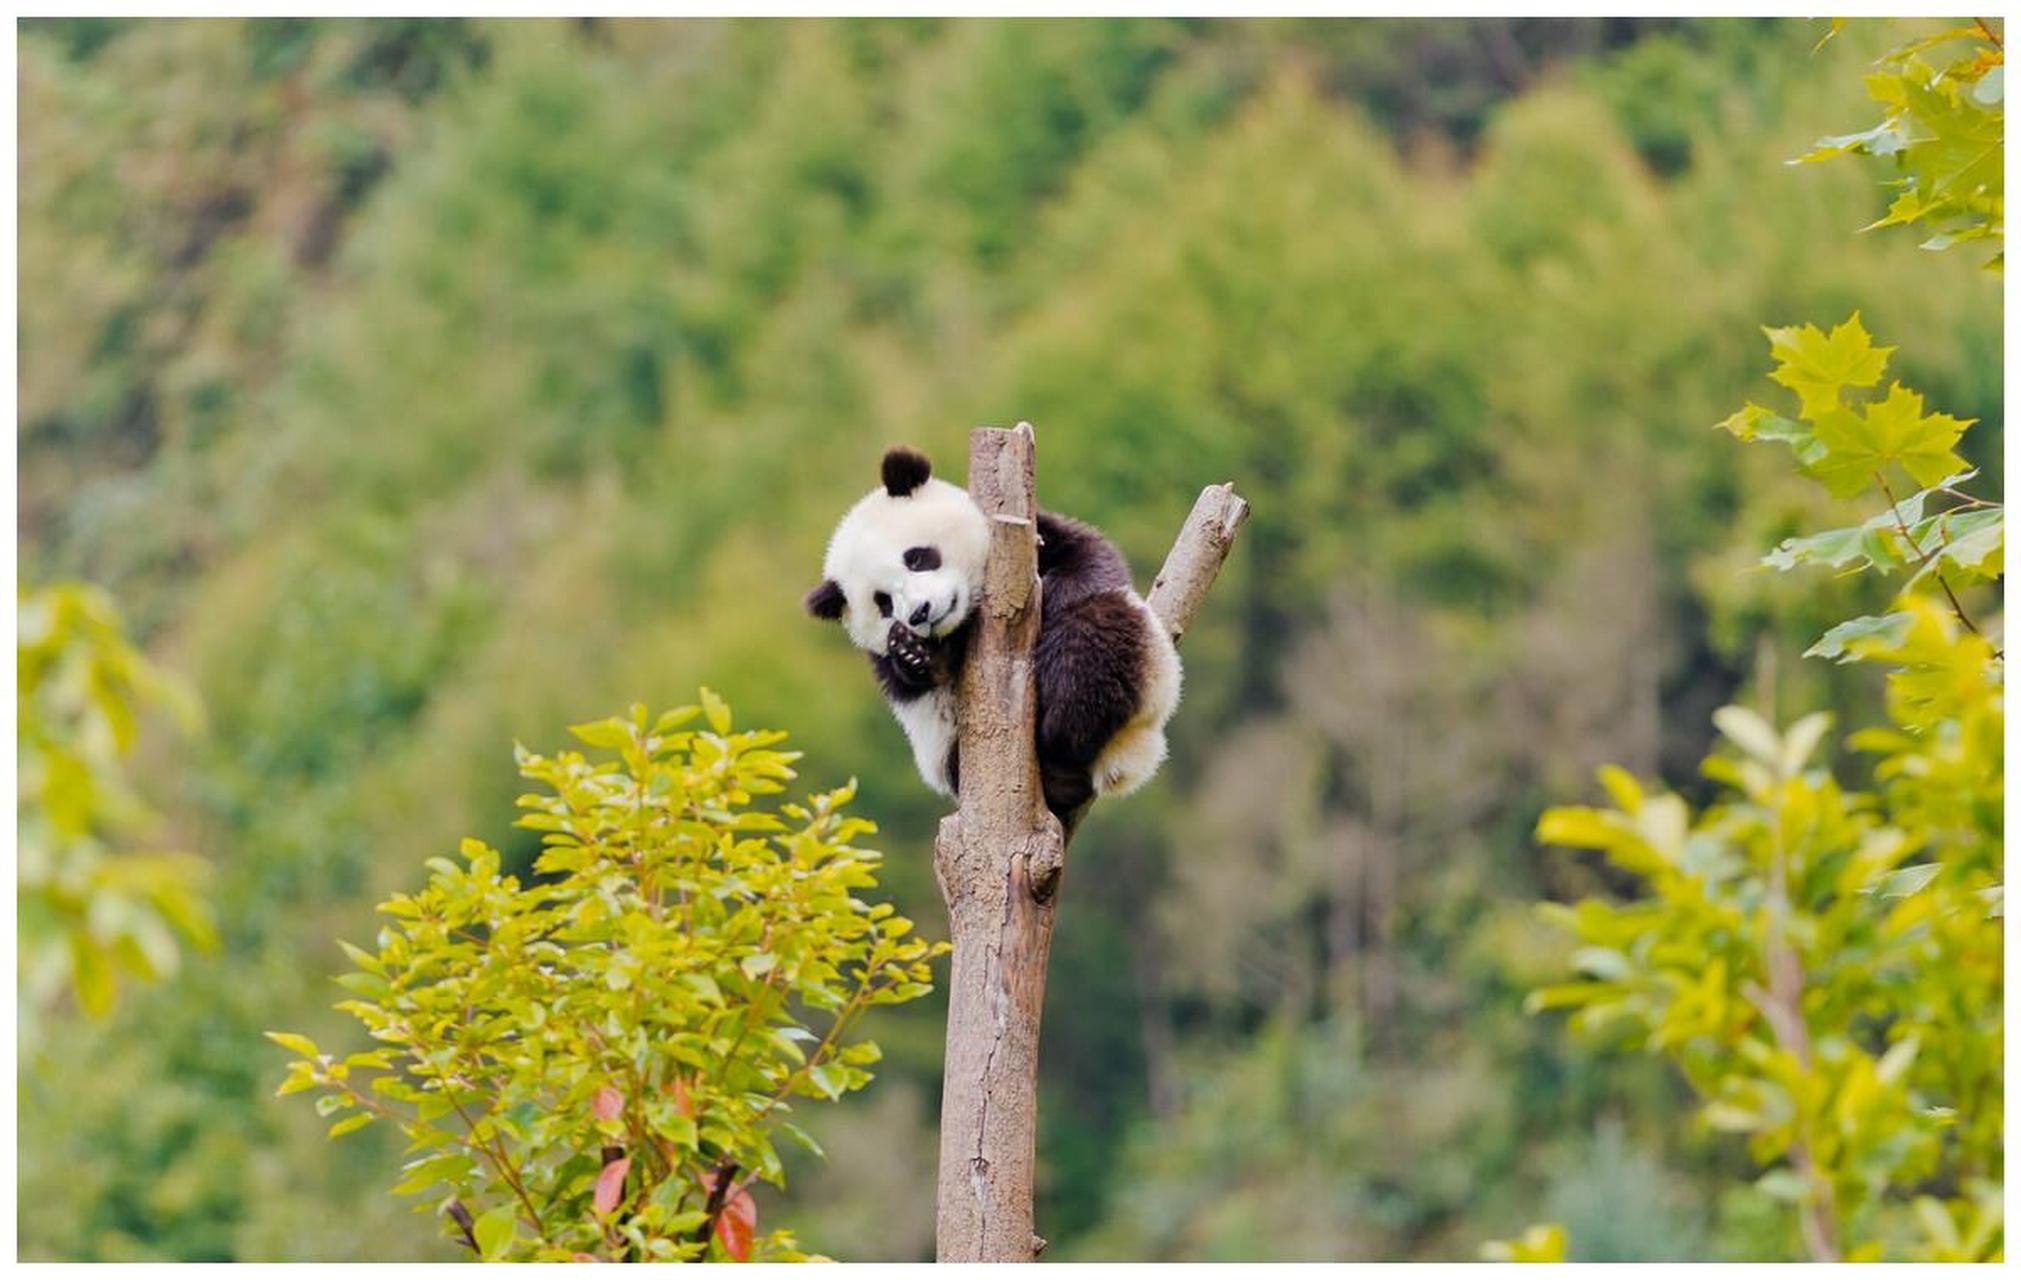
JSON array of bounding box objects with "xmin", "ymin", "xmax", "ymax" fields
[{"xmin": 887, "ymin": 623, "xmax": 934, "ymax": 682}]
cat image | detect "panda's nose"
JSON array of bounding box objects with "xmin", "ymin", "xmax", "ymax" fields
[{"xmin": 909, "ymin": 603, "xmax": 932, "ymax": 628}]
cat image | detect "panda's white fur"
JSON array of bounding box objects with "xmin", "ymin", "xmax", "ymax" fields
[
  {"xmin": 808, "ymin": 446, "xmax": 1180, "ymax": 827},
  {"xmin": 1091, "ymin": 596, "xmax": 1181, "ymax": 796},
  {"xmin": 819, "ymin": 475, "xmax": 989, "ymax": 656}
]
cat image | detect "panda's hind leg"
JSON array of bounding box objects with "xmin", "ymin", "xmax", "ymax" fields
[
  {"xmin": 1091, "ymin": 597, "xmax": 1180, "ymax": 797},
  {"xmin": 1034, "ymin": 593, "xmax": 1143, "ymax": 821},
  {"xmin": 1091, "ymin": 723, "xmax": 1168, "ymax": 797}
]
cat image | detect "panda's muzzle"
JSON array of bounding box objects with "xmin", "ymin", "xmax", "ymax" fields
[{"xmin": 909, "ymin": 602, "xmax": 932, "ymax": 628}]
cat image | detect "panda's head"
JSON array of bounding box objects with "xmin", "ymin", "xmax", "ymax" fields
[{"xmin": 804, "ymin": 446, "xmax": 989, "ymax": 654}]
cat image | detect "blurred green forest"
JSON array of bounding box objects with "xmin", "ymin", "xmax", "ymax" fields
[{"xmin": 16, "ymin": 16, "xmax": 2001, "ymax": 1262}]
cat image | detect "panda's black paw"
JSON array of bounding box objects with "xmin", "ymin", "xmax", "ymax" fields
[{"xmin": 887, "ymin": 623, "xmax": 936, "ymax": 685}]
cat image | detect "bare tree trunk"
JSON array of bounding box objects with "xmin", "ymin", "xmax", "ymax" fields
[{"xmin": 933, "ymin": 426, "xmax": 1247, "ymax": 1262}]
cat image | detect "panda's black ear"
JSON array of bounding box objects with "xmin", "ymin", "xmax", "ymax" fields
[
  {"xmin": 882, "ymin": 447, "xmax": 932, "ymax": 497},
  {"xmin": 804, "ymin": 579, "xmax": 846, "ymax": 621}
]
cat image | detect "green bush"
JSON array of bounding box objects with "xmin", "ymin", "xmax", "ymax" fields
[
  {"xmin": 1532, "ymin": 607, "xmax": 2001, "ymax": 1260},
  {"xmin": 1526, "ymin": 28, "xmax": 2003, "ymax": 1247},
  {"xmin": 270, "ymin": 695, "xmax": 946, "ymax": 1261},
  {"xmin": 1530, "ymin": 314, "xmax": 2002, "ymax": 1260},
  {"xmin": 17, "ymin": 581, "xmax": 211, "ymax": 1041}
]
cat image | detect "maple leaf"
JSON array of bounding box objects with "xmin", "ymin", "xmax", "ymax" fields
[
  {"xmin": 1806, "ymin": 384, "xmax": 1969, "ymax": 497},
  {"xmin": 1764, "ymin": 312, "xmax": 1895, "ymax": 418}
]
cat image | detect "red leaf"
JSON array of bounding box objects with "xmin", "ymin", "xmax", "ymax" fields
[
  {"xmin": 593, "ymin": 1156, "xmax": 631, "ymax": 1218},
  {"xmin": 592, "ymin": 1085, "xmax": 624, "ymax": 1123},
  {"xmin": 669, "ymin": 1076, "xmax": 694, "ymax": 1118},
  {"xmin": 714, "ymin": 1184, "xmax": 756, "ymax": 1261},
  {"xmin": 570, "ymin": 1253, "xmax": 604, "ymax": 1263}
]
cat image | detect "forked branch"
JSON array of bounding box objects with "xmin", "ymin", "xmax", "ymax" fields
[{"xmin": 933, "ymin": 423, "xmax": 1246, "ymax": 1262}]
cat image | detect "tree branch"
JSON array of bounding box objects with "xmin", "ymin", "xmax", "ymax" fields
[
  {"xmin": 1146, "ymin": 481, "xmax": 1251, "ymax": 644},
  {"xmin": 933, "ymin": 423, "xmax": 1055, "ymax": 1264},
  {"xmin": 933, "ymin": 423, "xmax": 1246, "ymax": 1262},
  {"xmin": 1874, "ymin": 470, "xmax": 1979, "ymax": 636}
]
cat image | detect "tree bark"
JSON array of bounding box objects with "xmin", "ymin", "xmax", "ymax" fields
[{"xmin": 933, "ymin": 427, "xmax": 1247, "ymax": 1262}]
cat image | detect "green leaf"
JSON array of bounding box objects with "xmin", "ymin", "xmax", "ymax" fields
[
  {"xmin": 1701, "ymin": 1102, "xmax": 1764, "ymax": 1132},
  {"xmin": 336, "ymin": 939, "xmax": 384, "ymax": 974},
  {"xmin": 1876, "ymin": 1035, "xmax": 1921, "ymax": 1084},
  {"xmin": 776, "ymin": 1119, "xmax": 826, "ymax": 1159},
  {"xmin": 1806, "ymin": 384, "xmax": 1969, "ymax": 497},
  {"xmin": 1780, "ymin": 712, "xmax": 1833, "ymax": 775},
  {"xmin": 472, "ymin": 1203, "xmax": 517, "ymax": 1259},
  {"xmin": 1481, "ymin": 1223, "xmax": 1567, "ymax": 1263},
  {"xmin": 265, "ymin": 1031, "xmax": 320, "ymax": 1059},
  {"xmin": 1879, "ymin": 863, "xmax": 1941, "ymax": 899},
  {"xmin": 1914, "ymin": 507, "xmax": 2003, "ymax": 584},
  {"xmin": 1712, "ymin": 706, "xmax": 1780, "ymax": 767},
  {"xmin": 333, "ymin": 970, "xmax": 391, "ymax": 998},
  {"xmin": 274, "ymin": 1069, "xmax": 318, "ymax": 1097},
  {"xmin": 1970, "ymin": 65, "xmax": 2002, "ymax": 107},
  {"xmin": 1716, "ymin": 403, "xmax": 1815, "ymax": 447},
  {"xmin": 327, "ymin": 1112, "xmax": 374, "ymax": 1138},
  {"xmin": 1796, "ymin": 119, "xmax": 1908, "ymax": 162},
  {"xmin": 71, "ymin": 935, "xmax": 115, "ymax": 1018},
  {"xmin": 1806, "ymin": 611, "xmax": 1915, "ymax": 662},
  {"xmin": 700, "ymin": 687, "xmax": 732, "ymax": 735},
  {"xmin": 1762, "ymin": 522, "xmax": 1876, "ymax": 574},
  {"xmin": 808, "ymin": 1063, "xmax": 849, "ymax": 1100},
  {"xmin": 1756, "ymin": 1169, "xmax": 1813, "ymax": 1202},
  {"xmin": 568, "ymin": 717, "xmax": 633, "ymax": 749},
  {"xmin": 1535, "ymin": 806, "xmax": 1617, "ymax": 849},
  {"xmin": 1764, "ymin": 313, "xmax": 1893, "ymax": 418},
  {"xmin": 1569, "ymin": 947, "xmax": 1630, "ymax": 981}
]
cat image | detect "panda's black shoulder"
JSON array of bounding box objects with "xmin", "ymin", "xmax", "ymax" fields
[{"xmin": 1036, "ymin": 510, "xmax": 1131, "ymax": 601}]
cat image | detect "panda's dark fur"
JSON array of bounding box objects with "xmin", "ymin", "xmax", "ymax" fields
[{"xmin": 805, "ymin": 447, "xmax": 1181, "ymax": 826}]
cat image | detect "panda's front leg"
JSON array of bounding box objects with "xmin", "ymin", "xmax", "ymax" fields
[
  {"xmin": 874, "ymin": 622, "xmax": 966, "ymax": 798},
  {"xmin": 885, "ymin": 621, "xmax": 941, "ymax": 691}
]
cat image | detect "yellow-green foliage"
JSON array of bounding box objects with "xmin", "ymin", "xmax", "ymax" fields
[
  {"xmin": 1529, "ymin": 53, "xmax": 2003, "ymax": 1247},
  {"xmin": 1799, "ymin": 21, "xmax": 2003, "ymax": 266},
  {"xmin": 17, "ymin": 581, "xmax": 212, "ymax": 1038},
  {"xmin": 1481, "ymin": 1222, "xmax": 1568, "ymax": 1263},
  {"xmin": 1533, "ymin": 615, "xmax": 2001, "ymax": 1261},
  {"xmin": 1719, "ymin": 311, "xmax": 2001, "ymax": 661},
  {"xmin": 269, "ymin": 695, "xmax": 945, "ymax": 1261},
  {"xmin": 16, "ymin": 16, "xmax": 2003, "ymax": 1262}
]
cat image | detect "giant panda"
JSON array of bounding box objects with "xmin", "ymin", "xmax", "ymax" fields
[{"xmin": 804, "ymin": 446, "xmax": 1181, "ymax": 828}]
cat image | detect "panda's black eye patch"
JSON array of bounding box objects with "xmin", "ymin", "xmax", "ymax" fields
[
  {"xmin": 874, "ymin": 591, "xmax": 894, "ymax": 618},
  {"xmin": 903, "ymin": 546, "xmax": 942, "ymax": 572}
]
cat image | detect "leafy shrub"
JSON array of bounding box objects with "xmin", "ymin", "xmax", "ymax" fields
[
  {"xmin": 1523, "ymin": 21, "xmax": 2002, "ymax": 1261},
  {"xmin": 269, "ymin": 694, "xmax": 947, "ymax": 1261},
  {"xmin": 1529, "ymin": 291, "xmax": 2000, "ymax": 1268},
  {"xmin": 1531, "ymin": 622, "xmax": 2001, "ymax": 1260},
  {"xmin": 17, "ymin": 581, "xmax": 211, "ymax": 1041}
]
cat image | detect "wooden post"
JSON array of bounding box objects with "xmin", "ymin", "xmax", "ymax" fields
[{"xmin": 932, "ymin": 424, "xmax": 1248, "ymax": 1262}]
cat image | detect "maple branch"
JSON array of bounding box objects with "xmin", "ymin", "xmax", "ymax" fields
[{"xmin": 1874, "ymin": 471, "xmax": 1980, "ymax": 636}]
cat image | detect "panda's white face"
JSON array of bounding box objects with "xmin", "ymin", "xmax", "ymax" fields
[{"xmin": 817, "ymin": 474, "xmax": 988, "ymax": 655}]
